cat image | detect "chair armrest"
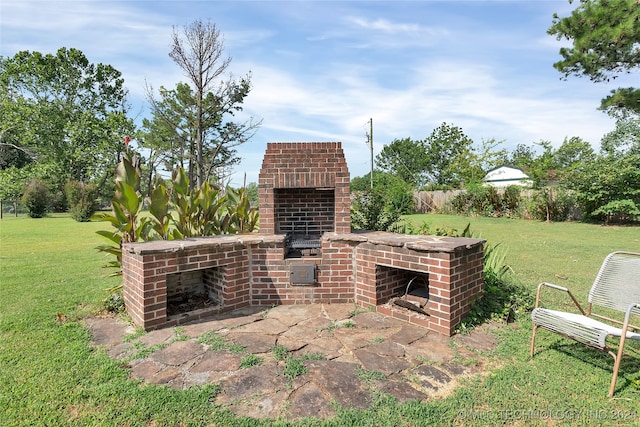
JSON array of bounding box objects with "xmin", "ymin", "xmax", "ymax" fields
[
  {"xmin": 622, "ymin": 303, "xmax": 640, "ymax": 333},
  {"xmin": 537, "ymin": 282, "xmax": 568, "ymax": 292},
  {"xmin": 535, "ymin": 282, "xmax": 586, "ymax": 315}
]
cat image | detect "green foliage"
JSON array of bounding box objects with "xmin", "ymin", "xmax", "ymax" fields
[
  {"xmin": 449, "ymin": 184, "xmax": 523, "ymax": 218},
  {"xmin": 64, "ymin": 180, "xmax": 98, "ymax": 222},
  {"xmin": 502, "ymin": 185, "xmax": 521, "ymax": 212},
  {"xmin": 0, "ymin": 166, "xmax": 30, "ymax": 201},
  {"xmin": 351, "ymin": 188, "xmax": 401, "ymax": 231},
  {"xmin": 565, "ymin": 153, "xmax": 640, "ymax": 223},
  {"xmin": 456, "ymin": 270, "xmax": 534, "ymax": 334},
  {"xmin": 526, "ymin": 187, "xmax": 577, "ymax": 222},
  {"xmin": 356, "ymin": 368, "xmax": 386, "ymax": 384},
  {"xmin": 224, "ymin": 186, "xmax": 260, "ymax": 234},
  {"xmin": 351, "ymin": 171, "xmax": 415, "ymax": 214},
  {"xmin": 280, "ymin": 352, "xmax": 325, "ymax": 384},
  {"xmin": 239, "ymin": 354, "xmax": 263, "ymax": 369},
  {"xmin": 548, "ymin": 0, "xmax": 640, "ymax": 116},
  {"xmin": 272, "ymin": 345, "xmax": 289, "ymax": 361},
  {"xmin": 197, "ymin": 331, "xmax": 246, "ymax": 353},
  {"xmin": 93, "ymin": 152, "xmax": 260, "ymax": 276},
  {"xmin": 375, "ymin": 137, "xmax": 429, "ymax": 187},
  {"xmin": 0, "ymin": 48, "xmax": 135, "ymax": 195},
  {"xmin": 592, "ymin": 199, "xmax": 640, "ymax": 224},
  {"xmin": 22, "ymin": 178, "xmax": 49, "ymax": 218},
  {"xmin": 374, "ymin": 123, "xmax": 479, "ymax": 189},
  {"xmin": 282, "ymin": 356, "xmax": 307, "ymax": 382},
  {"xmin": 103, "ymin": 292, "xmax": 125, "ymax": 313},
  {"xmin": 600, "ymin": 117, "xmax": 640, "ymax": 156}
]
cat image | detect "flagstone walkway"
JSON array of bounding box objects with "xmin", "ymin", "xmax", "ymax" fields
[{"xmin": 86, "ymin": 303, "xmax": 498, "ymax": 421}]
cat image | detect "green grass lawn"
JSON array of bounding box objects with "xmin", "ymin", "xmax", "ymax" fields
[{"xmin": 1, "ymin": 213, "xmax": 639, "ymax": 426}]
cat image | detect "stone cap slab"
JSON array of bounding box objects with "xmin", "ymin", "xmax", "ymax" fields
[
  {"xmin": 323, "ymin": 231, "xmax": 484, "ymax": 253},
  {"xmin": 122, "ymin": 233, "xmax": 285, "ymax": 255}
]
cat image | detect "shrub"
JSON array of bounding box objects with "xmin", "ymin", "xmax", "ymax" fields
[
  {"xmin": 93, "ymin": 152, "xmax": 260, "ymax": 279},
  {"xmin": 592, "ymin": 199, "xmax": 640, "ymax": 224},
  {"xmin": 502, "ymin": 185, "xmax": 522, "ymax": 213},
  {"xmin": 103, "ymin": 292, "xmax": 125, "ymax": 313},
  {"xmin": 351, "ymin": 188, "xmax": 401, "ymax": 231},
  {"xmin": 450, "ymin": 184, "xmax": 526, "ymax": 218},
  {"xmin": 22, "ymin": 179, "xmax": 49, "ymax": 218},
  {"xmin": 65, "ymin": 180, "xmax": 98, "ymax": 222},
  {"xmin": 456, "ymin": 270, "xmax": 534, "ymax": 334},
  {"xmin": 450, "ymin": 185, "xmax": 492, "ymax": 216},
  {"xmin": 526, "ymin": 187, "xmax": 576, "ymax": 222},
  {"xmin": 351, "ymin": 171, "xmax": 415, "ymax": 214}
]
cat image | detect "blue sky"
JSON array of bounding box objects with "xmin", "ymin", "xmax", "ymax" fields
[{"xmin": 1, "ymin": 1, "xmax": 632, "ymax": 185}]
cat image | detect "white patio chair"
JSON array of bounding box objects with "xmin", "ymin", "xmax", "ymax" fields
[{"xmin": 530, "ymin": 251, "xmax": 640, "ymax": 397}]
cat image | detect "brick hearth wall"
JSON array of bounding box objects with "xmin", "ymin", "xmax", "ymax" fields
[
  {"xmin": 122, "ymin": 233, "xmax": 484, "ymax": 335},
  {"xmin": 349, "ymin": 239, "xmax": 485, "ymax": 335}
]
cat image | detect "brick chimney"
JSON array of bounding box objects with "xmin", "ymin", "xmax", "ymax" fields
[{"xmin": 258, "ymin": 142, "xmax": 351, "ymax": 235}]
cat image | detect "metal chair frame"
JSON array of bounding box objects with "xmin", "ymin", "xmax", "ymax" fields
[{"xmin": 530, "ymin": 251, "xmax": 640, "ymax": 397}]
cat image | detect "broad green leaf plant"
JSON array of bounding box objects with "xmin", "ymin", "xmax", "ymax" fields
[{"xmin": 93, "ymin": 151, "xmax": 259, "ymax": 279}]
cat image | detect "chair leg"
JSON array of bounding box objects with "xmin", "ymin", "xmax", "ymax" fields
[
  {"xmin": 530, "ymin": 324, "xmax": 538, "ymax": 358},
  {"xmin": 608, "ymin": 334, "xmax": 628, "ymax": 397}
]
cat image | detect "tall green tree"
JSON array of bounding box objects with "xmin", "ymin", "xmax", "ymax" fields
[
  {"xmin": 0, "ymin": 48, "xmax": 134, "ymax": 200},
  {"xmin": 460, "ymin": 138, "xmax": 508, "ymax": 185},
  {"xmin": 600, "ymin": 117, "xmax": 640, "ymax": 156},
  {"xmin": 548, "ymin": 0, "xmax": 640, "ymax": 117},
  {"xmin": 167, "ymin": 19, "xmax": 260, "ymax": 188},
  {"xmin": 423, "ymin": 122, "xmax": 474, "ymax": 187},
  {"xmin": 375, "ymin": 137, "xmax": 429, "ymax": 188},
  {"xmin": 376, "ymin": 123, "xmax": 476, "ymax": 189},
  {"xmin": 144, "ymin": 78, "xmax": 257, "ymax": 190},
  {"xmin": 554, "ymin": 136, "xmax": 596, "ymax": 171}
]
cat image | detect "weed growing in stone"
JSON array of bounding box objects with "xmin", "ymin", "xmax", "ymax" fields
[
  {"xmin": 240, "ymin": 354, "xmax": 263, "ymax": 368},
  {"xmin": 198, "ymin": 331, "xmax": 245, "ymax": 353}
]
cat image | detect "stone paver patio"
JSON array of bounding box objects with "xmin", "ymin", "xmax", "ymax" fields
[{"xmin": 86, "ymin": 303, "xmax": 498, "ymax": 421}]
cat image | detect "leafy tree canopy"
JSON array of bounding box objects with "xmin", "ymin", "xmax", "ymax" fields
[
  {"xmin": 600, "ymin": 117, "xmax": 640, "ymax": 156},
  {"xmin": 142, "ymin": 79, "xmax": 256, "ymax": 190},
  {"xmin": 375, "ymin": 122, "xmax": 477, "ymax": 189},
  {"xmin": 0, "ymin": 47, "xmax": 134, "ymax": 199},
  {"xmin": 375, "ymin": 137, "xmax": 428, "ymax": 188},
  {"xmin": 423, "ymin": 122, "xmax": 475, "ymax": 187},
  {"xmin": 548, "ymin": 0, "xmax": 640, "ymax": 116}
]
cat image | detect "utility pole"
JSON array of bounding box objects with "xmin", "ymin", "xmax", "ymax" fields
[{"xmin": 368, "ymin": 118, "xmax": 374, "ymax": 189}]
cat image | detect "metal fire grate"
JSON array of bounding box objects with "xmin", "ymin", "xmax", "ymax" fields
[
  {"xmin": 393, "ymin": 276, "xmax": 430, "ymax": 315},
  {"xmin": 289, "ymin": 238, "xmax": 321, "ymax": 249},
  {"xmin": 285, "ymin": 233, "xmax": 322, "ymax": 258}
]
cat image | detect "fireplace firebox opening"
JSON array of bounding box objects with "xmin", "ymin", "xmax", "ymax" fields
[
  {"xmin": 275, "ymin": 187, "xmax": 334, "ymax": 258},
  {"xmin": 376, "ymin": 265, "xmax": 430, "ymax": 314},
  {"xmin": 166, "ymin": 267, "xmax": 223, "ymax": 317}
]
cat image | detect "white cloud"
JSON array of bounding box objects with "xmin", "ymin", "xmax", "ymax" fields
[
  {"xmin": 346, "ymin": 16, "xmax": 423, "ymax": 34},
  {"xmin": 0, "ymin": 0, "xmax": 628, "ymax": 186}
]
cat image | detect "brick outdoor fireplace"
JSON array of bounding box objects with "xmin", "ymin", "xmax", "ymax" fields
[{"xmin": 121, "ymin": 142, "xmax": 484, "ymax": 335}]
